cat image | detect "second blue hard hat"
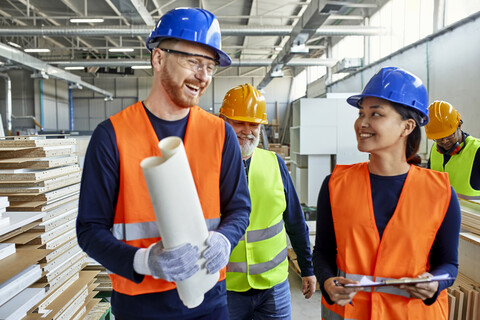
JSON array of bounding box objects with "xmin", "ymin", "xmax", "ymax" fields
[
  {"xmin": 145, "ymin": 8, "xmax": 232, "ymax": 67},
  {"xmin": 347, "ymin": 67, "xmax": 429, "ymax": 126}
]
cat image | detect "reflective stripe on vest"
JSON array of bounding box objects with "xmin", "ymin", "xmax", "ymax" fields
[
  {"xmin": 112, "ymin": 217, "xmax": 221, "ymax": 241},
  {"xmin": 237, "ymin": 219, "xmax": 284, "ymax": 242},
  {"xmin": 430, "ymin": 135, "xmax": 480, "ymax": 197},
  {"xmin": 457, "ymin": 194, "xmax": 480, "ymax": 200},
  {"xmin": 227, "ymin": 247, "xmax": 288, "ymax": 274},
  {"xmin": 109, "ymin": 102, "xmax": 225, "ymax": 296},
  {"xmin": 324, "ymin": 162, "xmax": 451, "ymax": 320},
  {"xmin": 227, "ymin": 148, "xmax": 287, "ymax": 291}
]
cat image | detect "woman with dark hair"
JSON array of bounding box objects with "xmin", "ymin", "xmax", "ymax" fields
[{"xmin": 312, "ymin": 67, "xmax": 461, "ymax": 320}]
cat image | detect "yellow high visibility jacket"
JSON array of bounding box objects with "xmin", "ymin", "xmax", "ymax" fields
[
  {"xmin": 430, "ymin": 135, "xmax": 480, "ymax": 199},
  {"xmin": 227, "ymin": 148, "xmax": 288, "ymax": 291}
]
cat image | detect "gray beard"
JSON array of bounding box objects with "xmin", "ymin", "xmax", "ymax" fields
[{"xmin": 240, "ymin": 134, "xmax": 260, "ymax": 158}]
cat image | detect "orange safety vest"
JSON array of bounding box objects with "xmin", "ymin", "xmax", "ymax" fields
[
  {"xmin": 109, "ymin": 101, "xmax": 225, "ymax": 295},
  {"xmin": 323, "ymin": 162, "xmax": 451, "ymax": 320}
]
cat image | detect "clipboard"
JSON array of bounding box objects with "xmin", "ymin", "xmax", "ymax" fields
[{"xmin": 342, "ymin": 274, "xmax": 456, "ymax": 288}]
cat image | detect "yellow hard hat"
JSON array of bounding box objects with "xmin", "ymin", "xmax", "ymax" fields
[
  {"xmin": 219, "ymin": 83, "xmax": 268, "ymax": 124},
  {"xmin": 425, "ymin": 101, "xmax": 461, "ymax": 140}
]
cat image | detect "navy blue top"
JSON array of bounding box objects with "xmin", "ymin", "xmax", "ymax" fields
[
  {"xmin": 427, "ymin": 132, "xmax": 480, "ymax": 190},
  {"xmin": 245, "ymin": 154, "xmax": 314, "ymax": 278},
  {"xmin": 313, "ymin": 171, "xmax": 460, "ymax": 306},
  {"xmin": 77, "ymin": 105, "xmax": 251, "ymax": 320}
]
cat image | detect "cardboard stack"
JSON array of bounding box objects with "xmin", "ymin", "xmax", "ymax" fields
[
  {"xmin": 267, "ymin": 143, "xmax": 290, "ymax": 160},
  {"xmin": 0, "ymin": 135, "xmax": 101, "ymax": 320}
]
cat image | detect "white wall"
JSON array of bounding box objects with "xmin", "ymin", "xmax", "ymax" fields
[
  {"xmin": 325, "ymin": 13, "xmax": 480, "ymax": 157},
  {"xmin": 68, "ymin": 75, "xmax": 294, "ymax": 134}
]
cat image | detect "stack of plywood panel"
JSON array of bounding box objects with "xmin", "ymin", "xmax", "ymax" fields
[
  {"xmin": 83, "ymin": 257, "xmax": 113, "ymax": 293},
  {"xmin": 450, "ymin": 199, "xmax": 480, "ymax": 320},
  {"xmin": 0, "ymin": 191, "xmax": 48, "ymax": 320},
  {"xmin": 448, "ymin": 273, "xmax": 480, "ymax": 320},
  {"xmin": 0, "ymin": 135, "xmax": 100, "ymax": 320},
  {"xmin": 459, "ymin": 199, "xmax": 480, "ymax": 236}
]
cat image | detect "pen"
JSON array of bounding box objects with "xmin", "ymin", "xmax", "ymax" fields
[{"xmin": 333, "ymin": 280, "xmax": 354, "ymax": 306}]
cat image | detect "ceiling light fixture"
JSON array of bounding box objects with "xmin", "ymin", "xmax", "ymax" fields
[
  {"xmin": 109, "ymin": 48, "xmax": 134, "ymax": 52},
  {"xmin": 25, "ymin": 48, "xmax": 51, "ymax": 53},
  {"xmin": 64, "ymin": 66, "xmax": 85, "ymax": 70},
  {"xmin": 131, "ymin": 65, "xmax": 152, "ymax": 69},
  {"xmin": 8, "ymin": 41, "xmax": 22, "ymax": 49},
  {"xmin": 70, "ymin": 18, "xmax": 104, "ymax": 23}
]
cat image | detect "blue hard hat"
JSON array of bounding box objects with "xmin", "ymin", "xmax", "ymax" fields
[
  {"xmin": 146, "ymin": 8, "xmax": 231, "ymax": 67},
  {"xmin": 347, "ymin": 67, "xmax": 429, "ymax": 126}
]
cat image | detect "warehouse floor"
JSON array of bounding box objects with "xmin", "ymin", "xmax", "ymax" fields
[{"xmin": 289, "ymin": 271, "xmax": 323, "ymax": 319}]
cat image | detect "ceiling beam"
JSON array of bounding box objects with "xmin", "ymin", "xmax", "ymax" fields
[
  {"xmin": 129, "ymin": 0, "xmax": 155, "ymax": 25},
  {"xmin": 50, "ymin": 58, "xmax": 337, "ymax": 68},
  {"xmin": 257, "ymin": 0, "xmax": 331, "ymax": 89},
  {"xmin": 0, "ymin": 25, "xmax": 385, "ymax": 37},
  {"xmin": 0, "ymin": 43, "xmax": 112, "ymax": 98}
]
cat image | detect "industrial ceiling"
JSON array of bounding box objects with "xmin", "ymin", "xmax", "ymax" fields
[{"xmin": 0, "ymin": 0, "xmax": 388, "ymax": 90}]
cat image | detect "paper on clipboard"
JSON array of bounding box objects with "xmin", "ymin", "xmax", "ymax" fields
[{"xmin": 343, "ymin": 274, "xmax": 455, "ymax": 288}]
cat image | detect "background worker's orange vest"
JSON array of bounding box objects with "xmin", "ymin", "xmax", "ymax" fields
[
  {"xmin": 109, "ymin": 102, "xmax": 225, "ymax": 295},
  {"xmin": 323, "ymin": 162, "xmax": 451, "ymax": 320}
]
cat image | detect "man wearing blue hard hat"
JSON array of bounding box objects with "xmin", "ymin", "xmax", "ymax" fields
[
  {"xmin": 312, "ymin": 67, "xmax": 460, "ymax": 319},
  {"xmin": 77, "ymin": 8, "xmax": 251, "ymax": 320}
]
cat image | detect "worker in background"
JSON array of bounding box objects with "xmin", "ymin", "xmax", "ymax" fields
[
  {"xmin": 313, "ymin": 67, "xmax": 460, "ymax": 319},
  {"xmin": 425, "ymin": 100, "xmax": 480, "ymax": 200},
  {"xmin": 219, "ymin": 83, "xmax": 317, "ymax": 320},
  {"xmin": 76, "ymin": 8, "xmax": 251, "ymax": 320}
]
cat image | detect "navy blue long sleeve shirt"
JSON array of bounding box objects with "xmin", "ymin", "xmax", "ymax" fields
[
  {"xmin": 313, "ymin": 171, "xmax": 460, "ymax": 306},
  {"xmin": 77, "ymin": 105, "xmax": 251, "ymax": 319},
  {"xmin": 245, "ymin": 154, "xmax": 314, "ymax": 277}
]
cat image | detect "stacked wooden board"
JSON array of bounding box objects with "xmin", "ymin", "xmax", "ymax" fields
[
  {"xmin": 448, "ymin": 199, "xmax": 480, "ymax": 320},
  {"xmin": 0, "ymin": 135, "xmax": 101, "ymax": 320},
  {"xmin": 83, "ymin": 258, "xmax": 113, "ymax": 293},
  {"xmin": 459, "ymin": 199, "xmax": 480, "ymax": 235},
  {"xmin": 448, "ymin": 273, "xmax": 480, "ymax": 320}
]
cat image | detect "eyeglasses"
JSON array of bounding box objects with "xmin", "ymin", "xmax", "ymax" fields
[
  {"xmin": 159, "ymin": 48, "xmax": 218, "ymax": 76},
  {"xmin": 434, "ymin": 129, "xmax": 458, "ymax": 143}
]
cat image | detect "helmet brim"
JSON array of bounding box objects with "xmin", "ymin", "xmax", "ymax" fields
[
  {"xmin": 147, "ymin": 37, "xmax": 232, "ymax": 67},
  {"xmin": 346, "ymin": 93, "xmax": 429, "ymax": 126}
]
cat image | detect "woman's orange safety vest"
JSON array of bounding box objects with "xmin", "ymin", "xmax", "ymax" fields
[
  {"xmin": 109, "ymin": 101, "xmax": 225, "ymax": 295},
  {"xmin": 323, "ymin": 162, "xmax": 451, "ymax": 320}
]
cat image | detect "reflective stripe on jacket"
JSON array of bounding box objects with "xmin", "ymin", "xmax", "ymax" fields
[
  {"xmin": 227, "ymin": 148, "xmax": 288, "ymax": 291},
  {"xmin": 322, "ymin": 162, "xmax": 451, "ymax": 320},
  {"xmin": 109, "ymin": 101, "xmax": 225, "ymax": 295},
  {"xmin": 430, "ymin": 135, "xmax": 480, "ymax": 198}
]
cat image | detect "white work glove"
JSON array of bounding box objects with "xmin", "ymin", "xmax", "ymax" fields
[
  {"xmin": 203, "ymin": 231, "xmax": 231, "ymax": 274},
  {"xmin": 134, "ymin": 241, "xmax": 200, "ymax": 282}
]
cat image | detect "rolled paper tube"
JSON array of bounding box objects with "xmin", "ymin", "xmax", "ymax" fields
[{"xmin": 141, "ymin": 136, "xmax": 219, "ymax": 308}]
